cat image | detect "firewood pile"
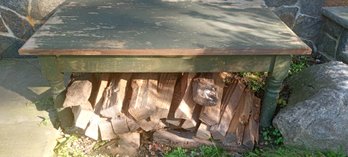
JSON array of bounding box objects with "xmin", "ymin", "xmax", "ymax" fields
[{"xmin": 63, "ymin": 73, "xmax": 261, "ymax": 151}]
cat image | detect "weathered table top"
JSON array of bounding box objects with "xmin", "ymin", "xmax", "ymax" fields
[
  {"xmin": 323, "ymin": 7, "xmax": 348, "ymax": 29},
  {"xmin": 19, "ymin": 0, "xmax": 311, "ymax": 56}
]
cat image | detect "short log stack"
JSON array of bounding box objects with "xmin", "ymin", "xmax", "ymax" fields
[{"xmin": 63, "ymin": 73, "xmax": 261, "ymax": 151}]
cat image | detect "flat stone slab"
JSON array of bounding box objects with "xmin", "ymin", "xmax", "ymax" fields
[
  {"xmin": 0, "ymin": 59, "xmax": 59, "ymax": 157},
  {"xmin": 322, "ymin": 7, "xmax": 348, "ymax": 29}
]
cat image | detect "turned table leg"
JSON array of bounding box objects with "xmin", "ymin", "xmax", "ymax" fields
[
  {"xmin": 260, "ymin": 55, "xmax": 291, "ymax": 128},
  {"xmin": 39, "ymin": 56, "xmax": 74, "ymax": 129}
]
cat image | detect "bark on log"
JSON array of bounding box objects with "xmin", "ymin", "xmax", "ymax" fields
[{"xmin": 199, "ymin": 73, "xmax": 224, "ymax": 126}]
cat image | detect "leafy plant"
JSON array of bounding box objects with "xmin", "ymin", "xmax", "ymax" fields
[
  {"xmin": 289, "ymin": 56, "xmax": 310, "ymax": 75},
  {"xmin": 261, "ymin": 126, "xmax": 284, "ymax": 146},
  {"xmin": 165, "ymin": 147, "xmax": 187, "ymax": 157},
  {"xmin": 239, "ymin": 72, "xmax": 267, "ymax": 93},
  {"xmin": 165, "ymin": 145, "xmax": 230, "ymax": 157},
  {"xmin": 244, "ymin": 146, "xmax": 346, "ymax": 157}
]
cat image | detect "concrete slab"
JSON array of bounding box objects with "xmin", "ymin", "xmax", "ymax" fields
[{"xmin": 0, "ymin": 59, "xmax": 60, "ymax": 157}]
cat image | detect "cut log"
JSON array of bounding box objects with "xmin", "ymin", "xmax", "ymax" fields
[
  {"xmin": 181, "ymin": 104, "xmax": 202, "ymax": 130},
  {"xmin": 223, "ymin": 90, "xmax": 247, "ymax": 146},
  {"xmin": 192, "ymin": 77, "xmax": 218, "ymax": 106},
  {"xmin": 111, "ymin": 115, "xmax": 130, "ymax": 134},
  {"xmin": 153, "ymin": 129, "xmax": 213, "ymax": 148},
  {"xmin": 99, "ymin": 74, "xmax": 131, "ymax": 118},
  {"xmin": 150, "ymin": 73, "xmax": 178, "ymax": 120},
  {"xmin": 99, "ymin": 119, "xmax": 117, "ymax": 140},
  {"xmin": 128, "ymin": 74, "xmax": 158, "ymax": 121},
  {"xmin": 210, "ymin": 80, "xmax": 245, "ymax": 140},
  {"xmin": 85, "ymin": 114, "xmax": 101, "ymax": 140},
  {"xmin": 199, "ymin": 73, "xmax": 224, "ymax": 126},
  {"xmin": 196, "ymin": 123, "xmax": 211, "ymax": 140},
  {"xmin": 173, "ymin": 73, "xmax": 198, "ymax": 125},
  {"xmin": 63, "ymin": 79, "xmax": 92, "ymax": 108},
  {"xmin": 71, "ymin": 105, "xmax": 94, "ymax": 129}
]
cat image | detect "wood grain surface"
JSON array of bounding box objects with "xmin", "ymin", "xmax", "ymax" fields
[{"xmin": 19, "ymin": 0, "xmax": 311, "ymax": 56}]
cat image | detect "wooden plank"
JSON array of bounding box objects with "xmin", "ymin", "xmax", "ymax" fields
[
  {"xmin": 57, "ymin": 55, "xmax": 275, "ymax": 73},
  {"xmin": 99, "ymin": 74, "xmax": 131, "ymax": 118},
  {"xmin": 63, "ymin": 79, "xmax": 92, "ymax": 108},
  {"xmin": 153, "ymin": 129, "xmax": 213, "ymax": 148},
  {"xmin": 199, "ymin": 73, "xmax": 224, "ymax": 126},
  {"xmin": 210, "ymin": 80, "xmax": 245, "ymax": 140},
  {"xmin": 20, "ymin": 0, "xmax": 310, "ymax": 55},
  {"xmin": 99, "ymin": 119, "xmax": 117, "ymax": 140},
  {"xmin": 128, "ymin": 74, "xmax": 158, "ymax": 121}
]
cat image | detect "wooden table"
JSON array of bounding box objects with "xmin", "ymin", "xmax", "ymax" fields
[{"xmin": 19, "ymin": 0, "xmax": 311, "ymax": 128}]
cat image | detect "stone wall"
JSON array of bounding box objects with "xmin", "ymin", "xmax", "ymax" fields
[
  {"xmin": 264, "ymin": 0, "xmax": 324, "ymax": 55},
  {"xmin": 264, "ymin": 0, "xmax": 348, "ymax": 57},
  {"xmin": 0, "ymin": 0, "xmax": 64, "ymax": 58}
]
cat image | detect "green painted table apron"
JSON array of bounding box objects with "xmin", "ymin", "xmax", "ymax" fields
[{"xmin": 19, "ymin": 0, "xmax": 311, "ymax": 128}]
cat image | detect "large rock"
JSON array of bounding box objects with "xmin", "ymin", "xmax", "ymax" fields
[
  {"xmin": 264, "ymin": 0, "xmax": 297, "ymax": 8},
  {"xmin": 273, "ymin": 61, "xmax": 348, "ymax": 154}
]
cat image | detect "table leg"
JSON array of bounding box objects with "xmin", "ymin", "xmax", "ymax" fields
[
  {"xmin": 39, "ymin": 56, "xmax": 74, "ymax": 129},
  {"xmin": 260, "ymin": 55, "xmax": 291, "ymax": 127}
]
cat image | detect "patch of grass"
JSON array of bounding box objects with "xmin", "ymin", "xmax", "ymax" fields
[
  {"xmin": 244, "ymin": 146, "xmax": 346, "ymax": 157},
  {"xmin": 165, "ymin": 145, "xmax": 230, "ymax": 157},
  {"xmin": 261, "ymin": 126, "xmax": 284, "ymax": 146}
]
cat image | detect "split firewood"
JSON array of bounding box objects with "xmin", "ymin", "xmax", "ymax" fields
[
  {"xmin": 111, "ymin": 115, "xmax": 130, "ymax": 134},
  {"xmin": 192, "ymin": 77, "xmax": 218, "ymax": 106},
  {"xmin": 210, "ymin": 80, "xmax": 245, "ymax": 140},
  {"xmin": 181, "ymin": 104, "xmax": 202, "ymax": 130},
  {"xmin": 99, "ymin": 119, "xmax": 117, "ymax": 140},
  {"xmin": 199, "ymin": 73, "xmax": 224, "ymax": 126},
  {"xmin": 153, "ymin": 129, "xmax": 213, "ymax": 148},
  {"xmin": 128, "ymin": 74, "xmax": 158, "ymax": 121},
  {"xmin": 99, "ymin": 74, "xmax": 131, "ymax": 118},
  {"xmin": 138, "ymin": 118, "xmax": 166, "ymax": 132},
  {"xmin": 85, "ymin": 114, "xmax": 101, "ymax": 140},
  {"xmin": 126, "ymin": 117, "xmax": 140, "ymax": 132},
  {"xmin": 91, "ymin": 74, "xmax": 110, "ymax": 109},
  {"xmin": 223, "ymin": 90, "xmax": 247, "ymax": 146},
  {"xmin": 63, "ymin": 79, "xmax": 92, "ymax": 108},
  {"xmin": 173, "ymin": 73, "xmax": 198, "ymax": 127},
  {"xmin": 249, "ymin": 96, "xmax": 261, "ymax": 144},
  {"xmin": 165, "ymin": 119, "xmax": 184, "ymax": 128},
  {"xmin": 71, "ymin": 105, "xmax": 94, "ymax": 129},
  {"xmin": 196, "ymin": 123, "xmax": 211, "ymax": 140},
  {"xmin": 150, "ymin": 73, "xmax": 178, "ymax": 120}
]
